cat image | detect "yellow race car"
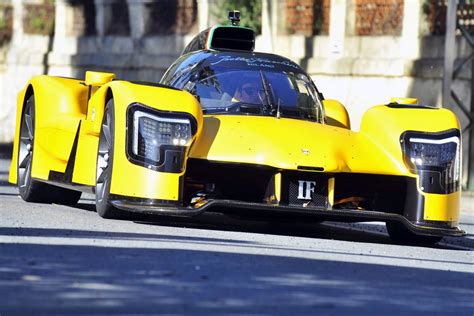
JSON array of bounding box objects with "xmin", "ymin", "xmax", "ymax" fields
[{"xmin": 8, "ymin": 18, "xmax": 464, "ymax": 244}]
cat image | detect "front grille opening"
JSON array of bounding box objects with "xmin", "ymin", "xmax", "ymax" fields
[
  {"xmin": 183, "ymin": 159, "xmax": 275, "ymax": 206},
  {"xmin": 184, "ymin": 160, "xmax": 409, "ymax": 216},
  {"xmin": 333, "ymin": 173, "xmax": 408, "ymax": 214}
]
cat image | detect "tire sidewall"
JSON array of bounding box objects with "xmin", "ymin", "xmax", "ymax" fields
[
  {"xmin": 95, "ymin": 99, "xmax": 117, "ymax": 217},
  {"xmin": 18, "ymin": 95, "xmax": 35, "ymax": 199}
]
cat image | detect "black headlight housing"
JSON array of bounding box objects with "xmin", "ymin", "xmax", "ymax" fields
[
  {"xmin": 400, "ymin": 129, "xmax": 461, "ymax": 194},
  {"xmin": 126, "ymin": 103, "xmax": 198, "ymax": 173}
]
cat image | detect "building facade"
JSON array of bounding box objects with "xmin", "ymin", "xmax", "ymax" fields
[{"xmin": 0, "ymin": 0, "xmax": 472, "ymax": 187}]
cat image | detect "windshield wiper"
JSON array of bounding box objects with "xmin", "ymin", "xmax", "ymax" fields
[{"xmin": 259, "ymin": 70, "xmax": 279, "ymax": 117}]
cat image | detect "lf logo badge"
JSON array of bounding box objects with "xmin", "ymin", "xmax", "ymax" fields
[{"xmin": 297, "ymin": 180, "xmax": 316, "ymax": 200}]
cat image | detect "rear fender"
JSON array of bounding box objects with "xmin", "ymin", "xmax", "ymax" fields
[
  {"xmin": 8, "ymin": 86, "xmax": 29, "ymax": 184},
  {"xmin": 9, "ymin": 76, "xmax": 88, "ymax": 183}
]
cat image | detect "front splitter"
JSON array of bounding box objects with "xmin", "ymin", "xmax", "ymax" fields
[{"xmin": 110, "ymin": 198, "xmax": 465, "ymax": 237}]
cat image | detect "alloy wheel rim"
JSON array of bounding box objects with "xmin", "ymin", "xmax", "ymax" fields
[
  {"xmin": 18, "ymin": 101, "xmax": 34, "ymax": 189},
  {"xmin": 96, "ymin": 110, "xmax": 112, "ymax": 203}
]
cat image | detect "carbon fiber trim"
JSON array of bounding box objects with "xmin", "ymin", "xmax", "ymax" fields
[{"xmin": 110, "ymin": 198, "xmax": 465, "ymax": 237}]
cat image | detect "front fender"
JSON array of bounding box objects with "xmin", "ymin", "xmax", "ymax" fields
[
  {"xmin": 360, "ymin": 104, "xmax": 461, "ymax": 225},
  {"xmin": 84, "ymin": 81, "xmax": 203, "ymax": 201}
]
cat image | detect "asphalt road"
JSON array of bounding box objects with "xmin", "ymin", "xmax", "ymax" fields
[{"xmin": 0, "ymin": 151, "xmax": 473, "ymax": 315}]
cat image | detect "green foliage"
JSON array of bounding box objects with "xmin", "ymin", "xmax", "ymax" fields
[
  {"xmin": 23, "ymin": 2, "xmax": 55, "ymax": 35},
  {"xmin": 422, "ymin": 0, "xmax": 432, "ymax": 16},
  {"xmin": 211, "ymin": 0, "xmax": 262, "ymax": 34},
  {"xmin": 0, "ymin": 16, "xmax": 5, "ymax": 30}
]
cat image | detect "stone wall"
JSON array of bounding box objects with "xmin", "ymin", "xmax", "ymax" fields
[{"xmin": 0, "ymin": 0, "xmax": 198, "ymax": 144}]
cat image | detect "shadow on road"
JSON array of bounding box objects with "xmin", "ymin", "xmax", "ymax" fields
[
  {"xmin": 1, "ymin": 198, "xmax": 472, "ymax": 314},
  {"xmin": 133, "ymin": 212, "xmax": 474, "ymax": 251},
  {"xmin": 0, "ymin": 241, "xmax": 472, "ymax": 314},
  {"xmin": 0, "ymin": 226, "xmax": 471, "ymax": 264}
]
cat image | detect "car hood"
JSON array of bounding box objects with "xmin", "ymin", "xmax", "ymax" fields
[{"xmin": 189, "ymin": 115, "xmax": 409, "ymax": 176}]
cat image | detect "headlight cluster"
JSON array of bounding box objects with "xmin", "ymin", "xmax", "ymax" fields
[
  {"xmin": 133, "ymin": 111, "xmax": 192, "ymax": 162},
  {"xmin": 406, "ymin": 137, "xmax": 459, "ymax": 169},
  {"xmin": 401, "ymin": 129, "xmax": 461, "ymax": 194},
  {"xmin": 127, "ymin": 103, "xmax": 196, "ymax": 172}
]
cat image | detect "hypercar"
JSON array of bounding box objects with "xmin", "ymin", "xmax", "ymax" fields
[{"xmin": 9, "ymin": 16, "xmax": 465, "ymax": 244}]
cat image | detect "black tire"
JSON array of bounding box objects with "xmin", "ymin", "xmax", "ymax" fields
[
  {"xmin": 17, "ymin": 95, "xmax": 81, "ymax": 205},
  {"xmin": 386, "ymin": 221, "xmax": 442, "ymax": 245},
  {"xmin": 95, "ymin": 99, "xmax": 128, "ymax": 219}
]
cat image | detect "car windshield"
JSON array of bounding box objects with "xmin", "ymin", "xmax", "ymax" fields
[{"xmin": 185, "ymin": 68, "xmax": 323, "ymax": 122}]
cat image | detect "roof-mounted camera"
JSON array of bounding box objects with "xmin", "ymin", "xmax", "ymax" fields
[{"xmin": 228, "ymin": 10, "xmax": 240, "ymax": 26}]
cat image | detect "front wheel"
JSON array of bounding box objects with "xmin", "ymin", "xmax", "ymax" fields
[
  {"xmin": 386, "ymin": 222, "xmax": 442, "ymax": 245},
  {"xmin": 95, "ymin": 99, "xmax": 128, "ymax": 219}
]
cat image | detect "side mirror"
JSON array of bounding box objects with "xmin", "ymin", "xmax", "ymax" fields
[
  {"xmin": 85, "ymin": 71, "xmax": 115, "ymax": 86},
  {"xmin": 323, "ymin": 99, "xmax": 351, "ymax": 130}
]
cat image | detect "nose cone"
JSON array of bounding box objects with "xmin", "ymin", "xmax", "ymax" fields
[{"xmin": 190, "ymin": 115, "xmax": 407, "ymax": 175}]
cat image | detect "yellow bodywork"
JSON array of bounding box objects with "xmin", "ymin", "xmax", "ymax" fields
[
  {"xmin": 9, "ymin": 73, "xmax": 461, "ymax": 224},
  {"xmin": 324, "ymin": 99, "xmax": 351, "ymax": 129},
  {"xmin": 9, "ymin": 75, "xmax": 203, "ymax": 202},
  {"xmin": 424, "ymin": 191, "xmax": 460, "ymax": 222}
]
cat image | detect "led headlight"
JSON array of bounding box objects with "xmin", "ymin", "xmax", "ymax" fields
[
  {"xmin": 132, "ymin": 111, "xmax": 192, "ymax": 162},
  {"xmin": 406, "ymin": 137, "xmax": 459, "ymax": 169},
  {"xmin": 401, "ymin": 129, "xmax": 461, "ymax": 193},
  {"xmin": 127, "ymin": 104, "xmax": 196, "ymax": 172}
]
